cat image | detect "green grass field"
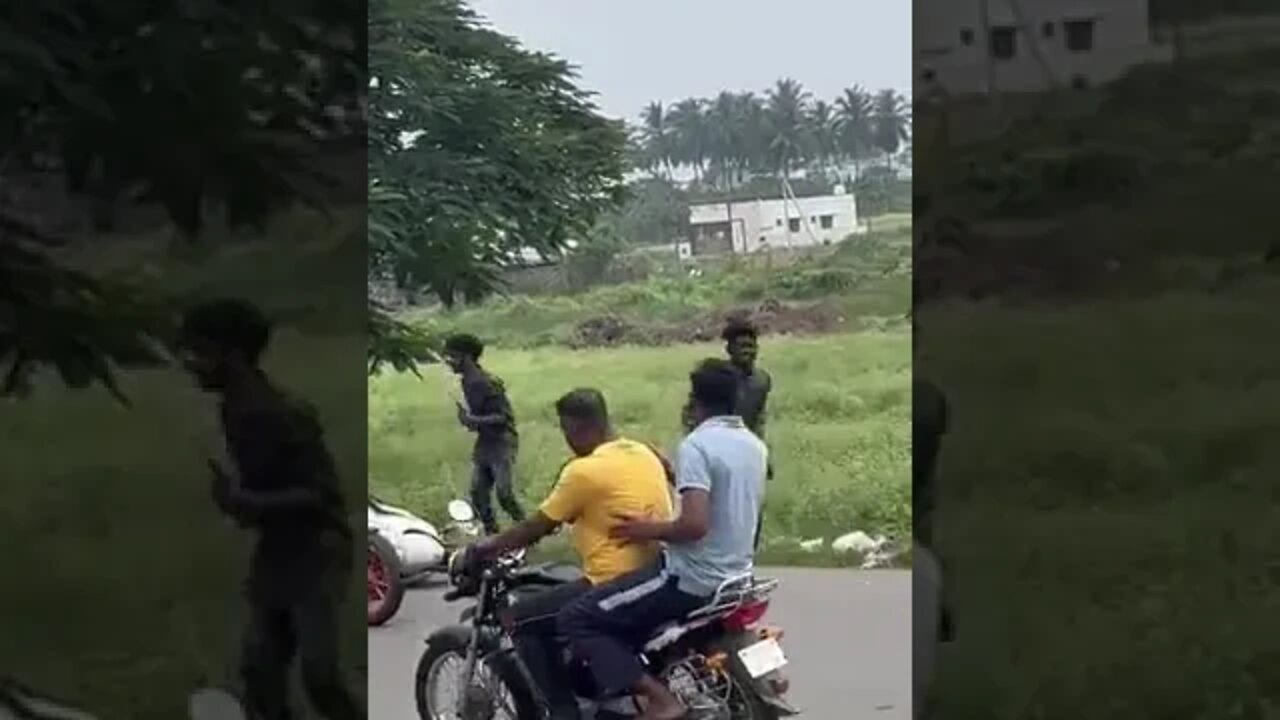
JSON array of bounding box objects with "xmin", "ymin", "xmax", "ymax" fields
[
  {"xmin": 368, "ymin": 331, "xmax": 911, "ymax": 560},
  {"xmin": 922, "ymin": 274, "xmax": 1280, "ymax": 719}
]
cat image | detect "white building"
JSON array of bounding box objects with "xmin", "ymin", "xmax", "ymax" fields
[
  {"xmin": 686, "ymin": 190, "xmax": 863, "ymax": 256},
  {"xmin": 914, "ymin": 0, "xmax": 1172, "ymax": 96}
]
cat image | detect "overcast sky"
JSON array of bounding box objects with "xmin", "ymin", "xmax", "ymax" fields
[{"xmin": 468, "ymin": 0, "xmax": 912, "ymax": 122}]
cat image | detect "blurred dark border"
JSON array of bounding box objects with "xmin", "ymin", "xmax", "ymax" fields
[
  {"xmin": 913, "ymin": 2, "xmax": 1280, "ymax": 718},
  {"xmin": 0, "ymin": 3, "xmax": 367, "ymax": 718}
]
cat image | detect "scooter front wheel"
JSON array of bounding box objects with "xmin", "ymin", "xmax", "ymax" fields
[{"xmin": 368, "ymin": 531, "xmax": 406, "ymax": 626}]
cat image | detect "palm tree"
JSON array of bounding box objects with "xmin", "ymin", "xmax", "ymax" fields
[
  {"xmin": 707, "ymin": 91, "xmax": 740, "ymax": 189},
  {"xmin": 765, "ymin": 78, "xmax": 810, "ymax": 176},
  {"xmin": 805, "ymin": 99, "xmax": 839, "ymax": 181},
  {"xmin": 836, "ymin": 85, "xmax": 875, "ymax": 181},
  {"xmin": 639, "ymin": 101, "xmax": 674, "ymax": 178},
  {"xmin": 736, "ymin": 92, "xmax": 769, "ymax": 182},
  {"xmin": 871, "ymin": 89, "xmax": 910, "ymax": 173},
  {"xmin": 668, "ymin": 98, "xmax": 710, "ymax": 183}
]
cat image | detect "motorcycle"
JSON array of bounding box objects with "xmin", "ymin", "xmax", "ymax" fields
[
  {"xmin": 369, "ymin": 497, "xmax": 482, "ymax": 626},
  {"xmin": 414, "ymin": 539, "xmax": 799, "ymax": 719}
]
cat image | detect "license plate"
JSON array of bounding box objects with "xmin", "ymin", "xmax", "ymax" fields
[{"xmin": 737, "ymin": 638, "xmax": 788, "ymax": 678}]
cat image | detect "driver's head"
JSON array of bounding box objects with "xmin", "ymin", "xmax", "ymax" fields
[
  {"xmin": 722, "ymin": 317, "xmax": 759, "ymax": 370},
  {"xmin": 685, "ymin": 358, "xmax": 739, "ymax": 427},
  {"xmin": 555, "ymin": 388, "xmax": 611, "ymax": 457},
  {"xmin": 442, "ymin": 333, "xmax": 484, "ymax": 375},
  {"xmin": 177, "ymin": 298, "xmax": 271, "ymax": 392}
]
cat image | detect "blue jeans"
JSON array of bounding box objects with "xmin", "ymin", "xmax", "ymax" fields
[{"xmin": 469, "ymin": 447, "xmax": 524, "ymax": 534}]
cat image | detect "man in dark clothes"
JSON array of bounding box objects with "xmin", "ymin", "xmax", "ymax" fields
[
  {"xmin": 177, "ymin": 299, "xmax": 362, "ymax": 720},
  {"xmin": 721, "ymin": 318, "xmax": 772, "ymax": 441},
  {"xmin": 721, "ymin": 318, "xmax": 773, "ymax": 548},
  {"xmin": 442, "ymin": 333, "xmax": 526, "ymax": 535}
]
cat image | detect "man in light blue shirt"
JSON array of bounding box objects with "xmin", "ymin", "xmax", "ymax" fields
[
  {"xmin": 557, "ymin": 358, "xmax": 767, "ymax": 720},
  {"xmin": 663, "ymin": 411, "xmax": 766, "ymax": 596}
]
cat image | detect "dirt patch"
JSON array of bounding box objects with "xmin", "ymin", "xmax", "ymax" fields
[{"xmin": 565, "ymin": 299, "xmax": 851, "ymax": 349}]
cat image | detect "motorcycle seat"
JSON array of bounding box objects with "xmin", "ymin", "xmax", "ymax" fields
[{"xmin": 639, "ymin": 574, "xmax": 778, "ymax": 652}]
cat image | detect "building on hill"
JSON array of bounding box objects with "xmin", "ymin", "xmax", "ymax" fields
[
  {"xmin": 914, "ymin": 0, "xmax": 1173, "ymax": 96},
  {"xmin": 686, "ymin": 187, "xmax": 865, "ymax": 257}
]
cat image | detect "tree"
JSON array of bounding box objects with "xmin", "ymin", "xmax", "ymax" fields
[
  {"xmin": 628, "ymin": 80, "xmax": 910, "ymax": 190},
  {"xmin": 2, "ymin": 0, "xmax": 364, "ymax": 395},
  {"xmin": 836, "ymin": 86, "xmax": 876, "ymax": 180},
  {"xmin": 806, "ymin": 100, "xmax": 839, "ymax": 180},
  {"xmin": 871, "ymin": 89, "xmax": 911, "ymax": 172},
  {"xmin": 707, "ymin": 92, "xmax": 739, "ymax": 189},
  {"xmin": 765, "ymin": 78, "xmax": 811, "ymax": 176},
  {"xmin": 611, "ymin": 177, "xmax": 689, "ymax": 247},
  {"xmin": 368, "ymin": 0, "xmax": 627, "ymax": 311},
  {"xmin": 563, "ymin": 219, "xmax": 624, "ymax": 292},
  {"xmin": 667, "ymin": 98, "xmax": 710, "ymax": 183},
  {"xmin": 639, "ymin": 101, "xmax": 675, "ymax": 178}
]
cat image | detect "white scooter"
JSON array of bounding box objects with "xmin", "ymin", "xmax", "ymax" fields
[{"xmin": 368, "ymin": 497, "xmax": 480, "ymax": 626}]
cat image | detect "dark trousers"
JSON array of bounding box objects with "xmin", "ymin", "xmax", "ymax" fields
[
  {"xmin": 754, "ymin": 460, "xmax": 773, "ymax": 550},
  {"xmin": 470, "ymin": 447, "xmax": 525, "ymax": 534},
  {"xmin": 242, "ymin": 539, "xmax": 362, "ymax": 720},
  {"xmin": 510, "ymin": 579, "xmax": 592, "ymax": 718},
  {"xmin": 557, "ymin": 562, "xmax": 705, "ymax": 696}
]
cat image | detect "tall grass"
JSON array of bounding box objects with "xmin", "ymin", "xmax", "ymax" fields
[{"xmin": 368, "ymin": 332, "xmax": 911, "ymax": 554}]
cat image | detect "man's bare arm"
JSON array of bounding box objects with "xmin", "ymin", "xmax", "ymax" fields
[
  {"xmin": 612, "ymin": 489, "xmax": 710, "ymax": 545},
  {"xmin": 476, "ymin": 512, "xmax": 560, "ymax": 557}
]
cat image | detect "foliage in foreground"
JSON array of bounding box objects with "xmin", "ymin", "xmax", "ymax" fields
[
  {"xmin": 2, "ymin": 1, "xmax": 362, "ymax": 398},
  {"xmin": 368, "ymin": 0, "xmax": 627, "ymax": 310},
  {"xmin": 369, "ymin": 332, "xmax": 911, "ymax": 555}
]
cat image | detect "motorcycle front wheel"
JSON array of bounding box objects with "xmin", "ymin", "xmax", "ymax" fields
[{"xmin": 414, "ymin": 627, "xmax": 536, "ymax": 720}]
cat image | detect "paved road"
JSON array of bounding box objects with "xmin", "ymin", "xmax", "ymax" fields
[{"xmin": 368, "ymin": 568, "xmax": 910, "ymax": 720}]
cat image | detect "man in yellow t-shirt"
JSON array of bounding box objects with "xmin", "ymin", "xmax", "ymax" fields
[{"xmin": 466, "ymin": 388, "xmax": 672, "ymax": 719}]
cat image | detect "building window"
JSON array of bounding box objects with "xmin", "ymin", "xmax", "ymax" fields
[
  {"xmin": 819, "ymin": 214, "xmax": 834, "ymax": 230},
  {"xmin": 989, "ymin": 26, "xmax": 1016, "ymax": 60},
  {"xmin": 775, "ymin": 218, "xmax": 782, "ymax": 226},
  {"xmin": 787, "ymin": 218, "xmax": 801, "ymax": 233},
  {"xmin": 1064, "ymin": 19, "xmax": 1095, "ymax": 52},
  {"xmin": 1042, "ymin": 22, "xmax": 1055, "ymax": 38},
  {"xmin": 959, "ymin": 28, "xmax": 974, "ymax": 46}
]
